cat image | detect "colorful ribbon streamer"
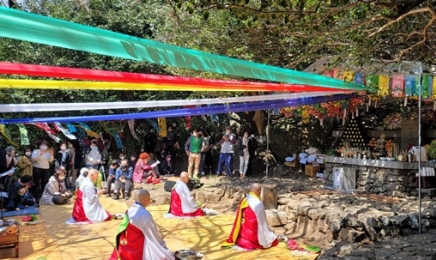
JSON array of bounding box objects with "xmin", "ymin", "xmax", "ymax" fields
[
  {"xmin": 0, "ymin": 7, "xmax": 364, "ymax": 90},
  {"xmin": 0, "ymin": 91, "xmax": 347, "ymax": 112},
  {"xmin": 0, "ymin": 62, "xmax": 357, "ymax": 92},
  {"xmin": 65, "ymin": 123, "xmax": 77, "ymax": 133},
  {"xmin": 0, "ymin": 78, "xmax": 347, "ymax": 92},
  {"xmin": 53, "ymin": 122, "xmax": 77, "ymax": 140},
  {"xmin": 127, "ymin": 120, "xmax": 140, "ymax": 141},
  {"xmin": 111, "ymin": 131, "xmax": 124, "ymax": 150},
  {"xmin": 0, "ymin": 124, "xmax": 18, "ymax": 146},
  {"xmin": 145, "ymin": 119, "xmax": 160, "ymax": 132},
  {"xmin": 17, "ymin": 124, "xmax": 30, "ymax": 146},
  {"xmin": 32, "ymin": 123, "xmax": 60, "ymax": 142},
  {"xmin": 0, "ymin": 94, "xmax": 355, "ymax": 124}
]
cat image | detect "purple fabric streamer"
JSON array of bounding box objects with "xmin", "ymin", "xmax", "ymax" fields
[{"xmin": 0, "ymin": 94, "xmax": 354, "ymax": 124}]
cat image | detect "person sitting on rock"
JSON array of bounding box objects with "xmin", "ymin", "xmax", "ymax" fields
[
  {"xmin": 222, "ymin": 183, "xmax": 278, "ymax": 250},
  {"xmin": 168, "ymin": 171, "xmax": 204, "ymax": 217}
]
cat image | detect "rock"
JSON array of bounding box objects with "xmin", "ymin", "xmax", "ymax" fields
[
  {"xmin": 195, "ymin": 191, "xmax": 206, "ymax": 203},
  {"xmin": 287, "ymin": 211, "xmax": 298, "ymax": 222},
  {"xmin": 308, "ymin": 208, "xmax": 327, "ymax": 220},
  {"xmin": 338, "ymin": 244, "xmax": 354, "ymax": 256},
  {"xmin": 389, "ymin": 215, "xmax": 410, "ymax": 227},
  {"xmin": 339, "ymin": 228, "xmax": 366, "ymax": 243},
  {"xmin": 277, "ymin": 205, "xmax": 287, "ymax": 211},
  {"xmin": 273, "ymin": 164, "xmax": 288, "ymax": 177},
  {"xmin": 265, "ymin": 209, "xmax": 287, "ymax": 227},
  {"xmin": 153, "ymin": 195, "xmax": 170, "ymax": 205},
  {"xmin": 367, "ymin": 217, "xmax": 383, "ymax": 229},
  {"xmin": 343, "ymin": 216, "xmax": 365, "ymax": 230},
  {"xmin": 203, "ymin": 191, "xmax": 223, "ymax": 203},
  {"xmin": 277, "ymin": 198, "xmax": 292, "ymax": 205}
]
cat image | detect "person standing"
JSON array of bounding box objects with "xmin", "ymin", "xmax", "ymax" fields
[
  {"xmin": 164, "ymin": 125, "xmax": 177, "ymax": 157},
  {"xmin": 217, "ymin": 126, "xmax": 237, "ymax": 177},
  {"xmin": 199, "ymin": 130, "xmax": 213, "ymax": 176},
  {"xmin": 84, "ymin": 139, "xmax": 101, "ymax": 169},
  {"xmin": 247, "ymin": 133, "xmax": 258, "ymax": 176},
  {"xmin": 3, "ymin": 146, "xmax": 17, "ymax": 191},
  {"xmin": 31, "ymin": 140, "xmax": 54, "ymax": 206},
  {"xmin": 109, "ymin": 189, "xmax": 175, "ymax": 260},
  {"xmin": 16, "ymin": 147, "xmax": 33, "ymax": 176},
  {"xmin": 144, "ymin": 128, "xmax": 157, "ymax": 154},
  {"xmin": 68, "ymin": 141, "xmax": 82, "ymax": 190},
  {"xmin": 238, "ymin": 131, "xmax": 250, "ymax": 179},
  {"xmin": 184, "ymin": 128, "xmax": 203, "ymax": 179},
  {"xmin": 54, "ymin": 142, "xmax": 71, "ymax": 170}
]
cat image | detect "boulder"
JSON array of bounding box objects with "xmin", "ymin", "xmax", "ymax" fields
[
  {"xmin": 153, "ymin": 195, "xmax": 170, "ymax": 205},
  {"xmin": 343, "ymin": 216, "xmax": 365, "ymax": 230},
  {"xmin": 265, "ymin": 209, "xmax": 287, "ymax": 227},
  {"xmin": 195, "ymin": 191, "xmax": 206, "ymax": 203}
]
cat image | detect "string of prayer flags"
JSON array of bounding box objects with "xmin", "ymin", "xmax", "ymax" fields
[{"xmin": 17, "ymin": 124, "xmax": 29, "ymax": 146}]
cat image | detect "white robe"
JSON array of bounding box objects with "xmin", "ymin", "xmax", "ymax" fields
[
  {"xmin": 174, "ymin": 180, "xmax": 199, "ymax": 214},
  {"xmin": 128, "ymin": 204, "xmax": 175, "ymax": 260},
  {"xmin": 246, "ymin": 193, "xmax": 278, "ymax": 248},
  {"xmin": 80, "ymin": 177, "xmax": 109, "ymax": 223}
]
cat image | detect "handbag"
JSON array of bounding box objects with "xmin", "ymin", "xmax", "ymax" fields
[{"xmin": 52, "ymin": 195, "xmax": 68, "ymax": 205}]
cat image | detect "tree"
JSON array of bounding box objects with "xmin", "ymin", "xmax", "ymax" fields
[{"xmin": 165, "ymin": 0, "xmax": 436, "ymax": 69}]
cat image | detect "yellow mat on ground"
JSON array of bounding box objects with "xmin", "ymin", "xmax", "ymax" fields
[{"xmin": 0, "ymin": 198, "xmax": 318, "ymax": 260}]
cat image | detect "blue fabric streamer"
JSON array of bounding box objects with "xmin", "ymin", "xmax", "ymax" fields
[
  {"xmin": 66, "ymin": 123, "xmax": 77, "ymax": 133},
  {"xmin": 112, "ymin": 131, "xmax": 124, "ymax": 149},
  {"xmin": 145, "ymin": 119, "xmax": 160, "ymax": 132},
  {"xmin": 0, "ymin": 94, "xmax": 354, "ymax": 124}
]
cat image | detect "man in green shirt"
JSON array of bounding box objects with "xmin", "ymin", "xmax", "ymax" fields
[{"xmin": 184, "ymin": 128, "xmax": 204, "ymax": 178}]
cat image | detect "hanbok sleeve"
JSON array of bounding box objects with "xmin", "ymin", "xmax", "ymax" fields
[
  {"xmin": 177, "ymin": 182, "xmax": 199, "ymax": 212},
  {"xmin": 82, "ymin": 183, "xmax": 98, "ymax": 205},
  {"xmin": 253, "ymin": 201, "xmax": 277, "ymax": 248}
]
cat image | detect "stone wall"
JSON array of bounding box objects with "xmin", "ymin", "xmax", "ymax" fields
[{"xmin": 323, "ymin": 163, "xmax": 416, "ymax": 197}]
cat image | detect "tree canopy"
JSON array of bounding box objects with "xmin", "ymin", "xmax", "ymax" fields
[{"xmin": 165, "ymin": 0, "xmax": 436, "ymax": 69}]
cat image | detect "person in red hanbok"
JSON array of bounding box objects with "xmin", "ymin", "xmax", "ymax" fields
[
  {"xmin": 109, "ymin": 189, "xmax": 175, "ymax": 260},
  {"xmin": 168, "ymin": 171, "xmax": 204, "ymax": 217},
  {"xmin": 222, "ymin": 183, "xmax": 278, "ymax": 250}
]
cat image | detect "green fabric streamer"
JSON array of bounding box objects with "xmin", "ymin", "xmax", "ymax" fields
[
  {"xmin": 0, "ymin": 7, "xmax": 364, "ymax": 91},
  {"xmin": 17, "ymin": 124, "xmax": 30, "ymax": 146}
]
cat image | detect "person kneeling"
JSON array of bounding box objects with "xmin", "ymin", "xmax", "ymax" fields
[
  {"xmin": 222, "ymin": 183, "xmax": 278, "ymax": 250},
  {"xmin": 110, "ymin": 189, "xmax": 175, "ymax": 260},
  {"xmin": 6, "ymin": 184, "xmax": 35, "ymax": 211},
  {"xmin": 41, "ymin": 167, "xmax": 72, "ymax": 205},
  {"xmin": 168, "ymin": 171, "xmax": 204, "ymax": 217},
  {"xmin": 113, "ymin": 160, "xmax": 133, "ymax": 200},
  {"xmin": 72, "ymin": 169, "xmax": 111, "ymax": 223}
]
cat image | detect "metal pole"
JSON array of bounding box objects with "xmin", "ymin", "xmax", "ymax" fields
[
  {"xmin": 266, "ymin": 109, "xmax": 270, "ymax": 178},
  {"xmin": 418, "ymin": 83, "xmax": 422, "ymax": 234}
]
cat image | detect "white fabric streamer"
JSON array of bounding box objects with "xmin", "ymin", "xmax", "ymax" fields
[{"xmin": 0, "ymin": 91, "xmax": 347, "ymax": 112}]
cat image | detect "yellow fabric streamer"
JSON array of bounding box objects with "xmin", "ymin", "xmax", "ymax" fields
[
  {"xmin": 0, "ymin": 124, "xmax": 18, "ymax": 146},
  {"xmin": 302, "ymin": 107, "xmax": 310, "ymax": 125},
  {"xmin": 84, "ymin": 129, "xmax": 100, "ymax": 139},
  {"xmin": 158, "ymin": 118, "xmax": 167, "ymax": 137},
  {"xmin": 0, "ymin": 79, "xmax": 286, "ymax": 92},
  {"xmin": 378, "ymin": 75, "xmax": 390, "ymax": 97}
]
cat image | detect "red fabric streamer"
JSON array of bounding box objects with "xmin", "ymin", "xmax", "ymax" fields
[{"xmin": 0, "ymin": 62, "xmax": 342, "ymax": 92}]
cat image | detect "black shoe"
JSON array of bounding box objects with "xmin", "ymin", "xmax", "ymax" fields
[{"xmin": 112, "ymin": 194, "xmax": 119, "ymax": 200}]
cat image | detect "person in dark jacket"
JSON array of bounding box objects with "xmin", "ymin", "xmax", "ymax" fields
[
  {"xmin": 144, "ymin": 128, "xmax": 157, "ymax": 154},
  {"xmin": 246, "ymin": 133, "xmax": 258, "ymax": 176}
]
